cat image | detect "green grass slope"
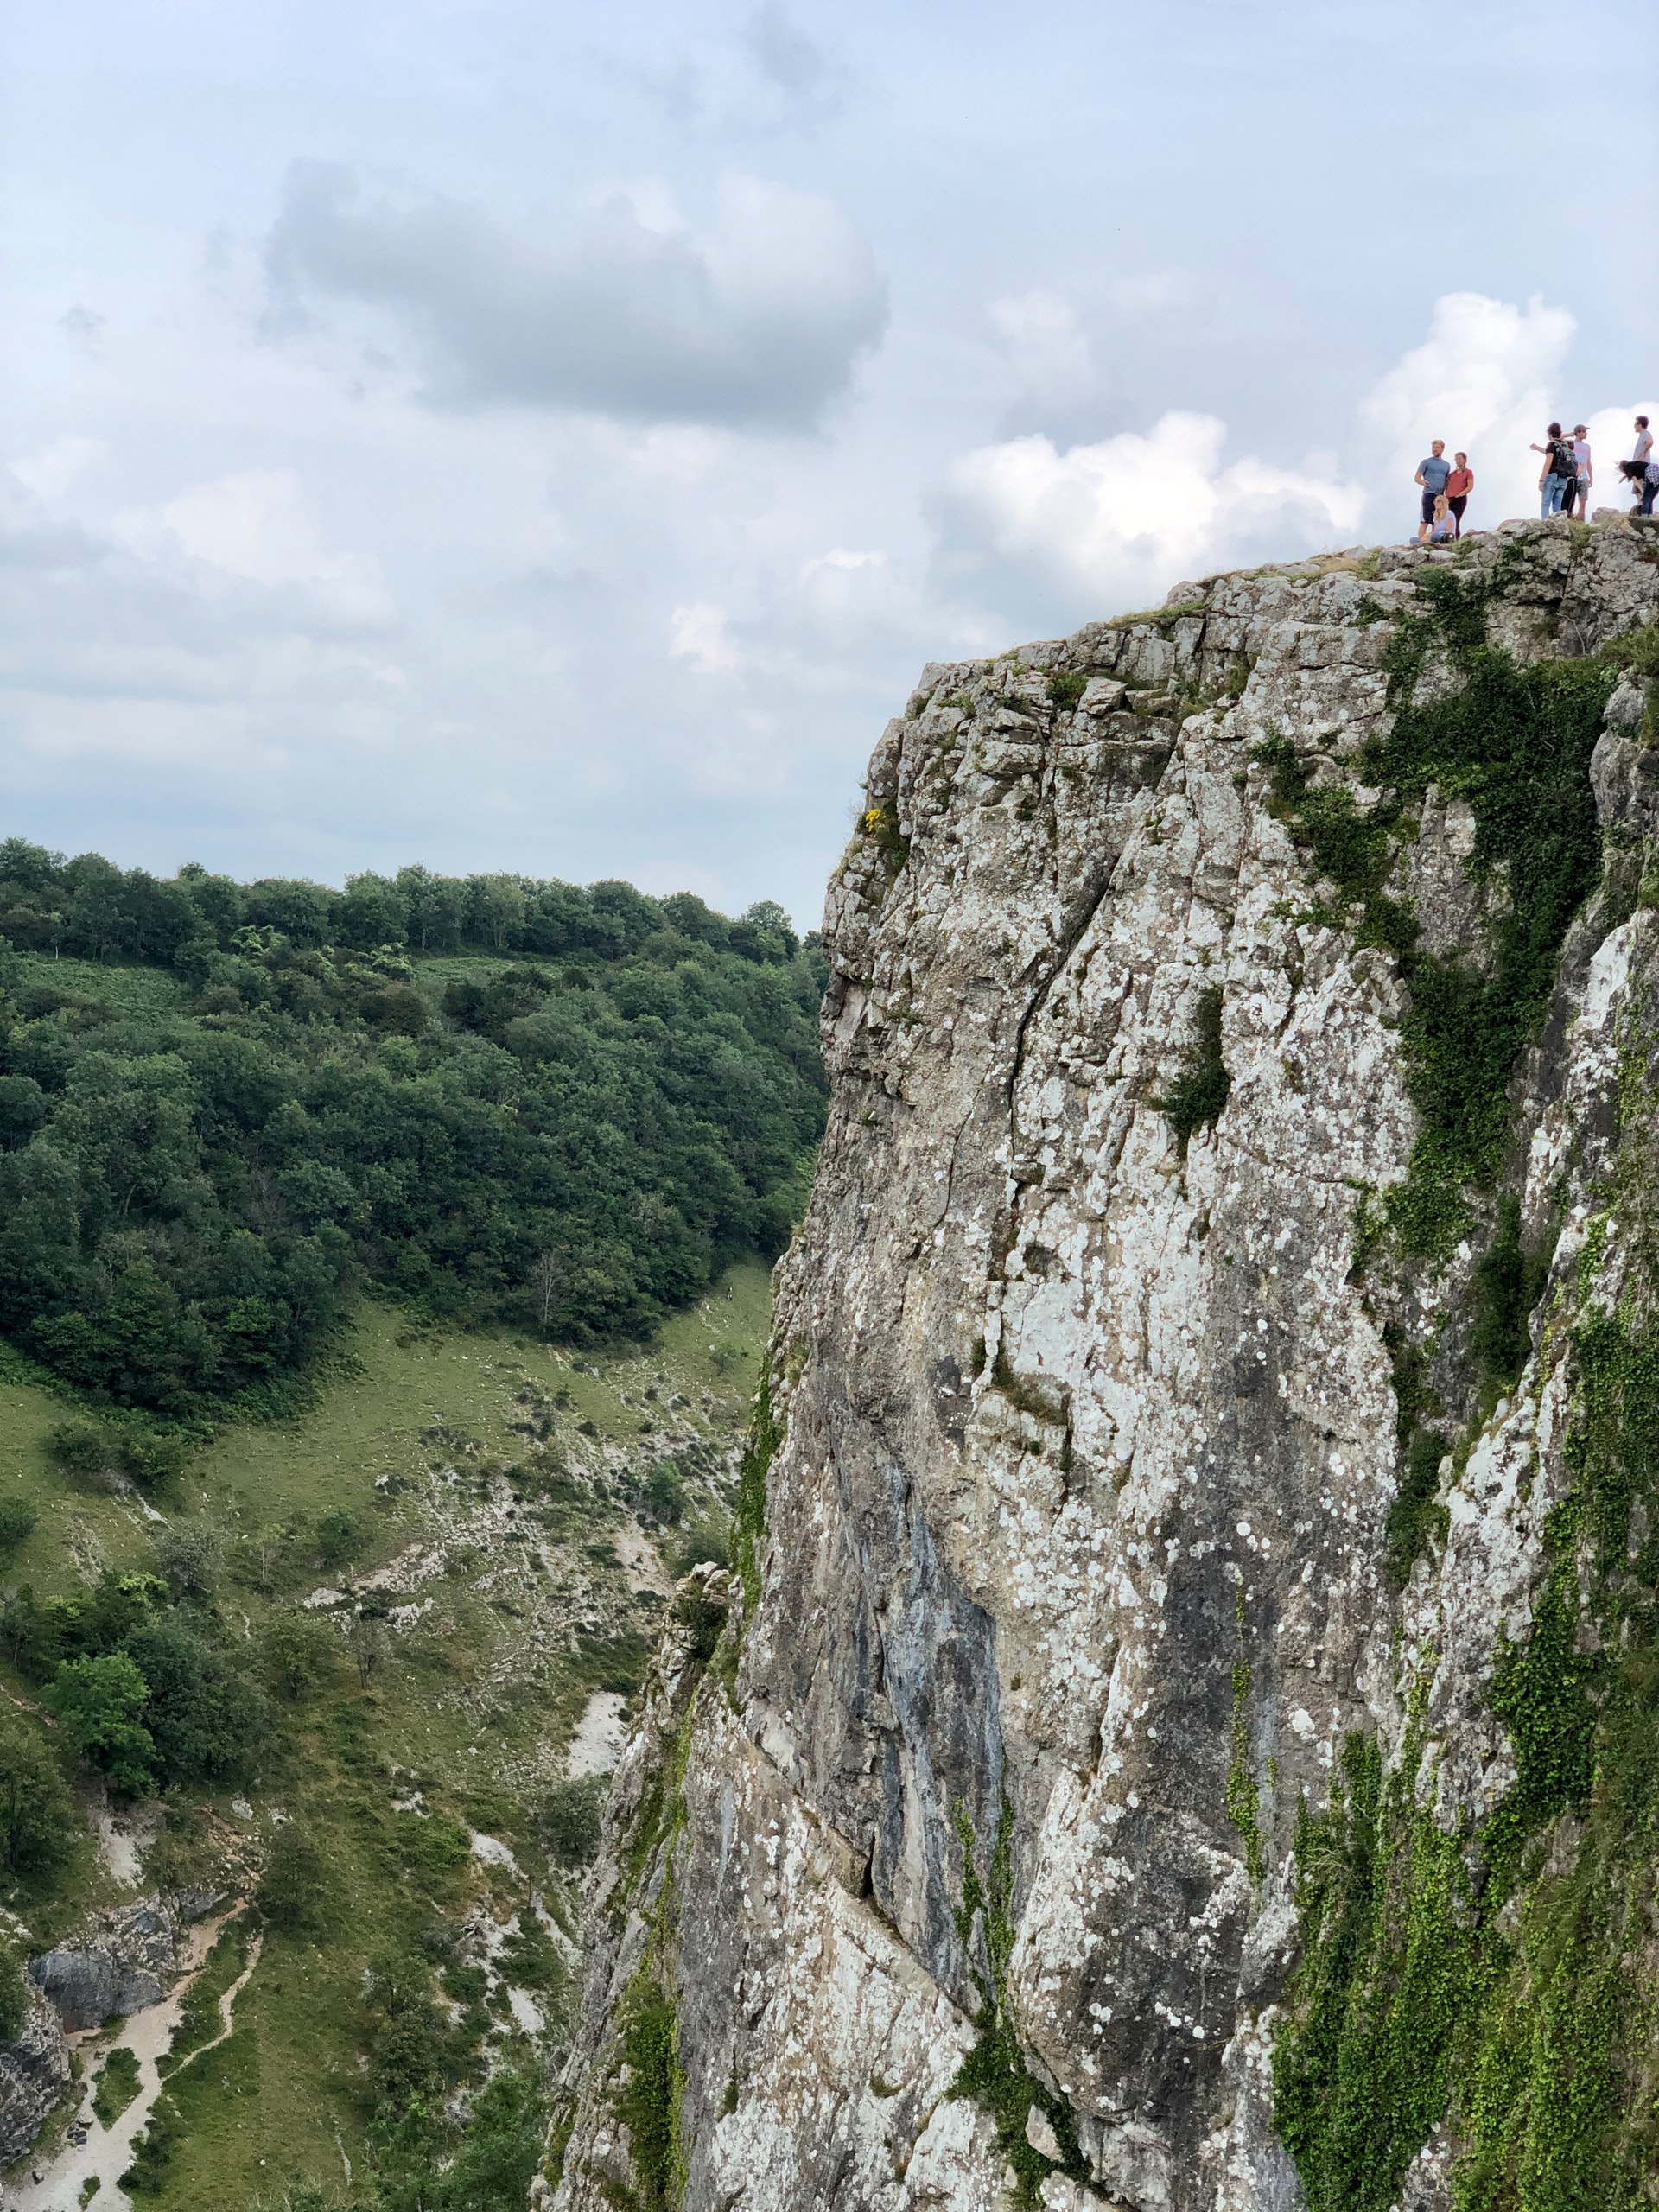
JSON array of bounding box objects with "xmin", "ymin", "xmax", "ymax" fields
[{"xmin": 0, "ymin": 1262, "xmax": 772, "ymax": 2207}]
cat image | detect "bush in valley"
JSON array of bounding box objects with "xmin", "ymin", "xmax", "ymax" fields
[
  {"xmin": 503, "ymin": 1910, "xmax": 565, "ymax": 1991},
  {"xmin": 47, "ymin": 1650, "xmax": 156, "ymax": 1796},
  {"xmin": 0, "ymin": 1942, "xmax": 28, "ymax": 2040},
  {"xmin": 537, "ymin": 1774, "xmax": 607, "ymax": 1865},
  {"xmin": 371, "ymin": 2067, "xmax": 546, "ymax": 2212},
  {"xmin": 0, "ymin": 1720, "xmax": 80, "ymax": 1881},
  {"xmin": 150, "ymin": 1524, "xmax": 219, "ymax": 1603},
  {"xmin": 636, "ymin": 1459, "xmax": 686, "ymax": 1525},
  {"xmin": 315, "ymin": 1508, "xmax": 360, "ymax": 1568},
  {"xmin": 0, "ymin": 1497, "xmax": 35, "ymax": 1552},
  {"xmin": 258, "ymin": 1609, "xmax": 336, "ymax": 1700},
  {"xmin": 667, "ymin": 1522, "xmax": 730, "ymax": 1577},
  {"xmin": 92, "ymin": 2044, "xmax": 143, "ymax": 2126},
  {"xmin": 147, "ymin": 1800, "xmax": 222, "ymax": 1920},
  {"xmin": 404, "ymin": 2067, "xmax": 545, "ymax": 2212},
  {"xmin": 44, "ymin": 1418, "xmax": 187, "ymax": 1494},
  {"xmin": 394, "ymin": 1810, "xmax": 470, "ymax": 1893},
  {"xmin": 0, "ymin": 844, "xmax": 827, "ymax": 1416},
  {"xmin": 359, "ymin": 1946, "xmax": 471, "ymax": 2133},
  {"xmin": 259, "ymin": 1819, "xmax": 330, "ymax": 1935},
  {"xmin": 5, "ymin": 1564, "xmax": 270, "ymax": 1797}
]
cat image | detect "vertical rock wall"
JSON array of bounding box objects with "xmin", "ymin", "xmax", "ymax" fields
[{"xmin": 553, "ymin": 516, "xmax": 1659, "ymax": 2212}]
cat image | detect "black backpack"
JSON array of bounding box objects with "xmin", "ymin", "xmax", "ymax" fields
[{"xmin": 1554, "ymin": 440, "xmax": 1578, "ymax": 478}]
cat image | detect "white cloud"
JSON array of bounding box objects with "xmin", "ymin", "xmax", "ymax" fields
[
  {"xmin": 1106, "ymin": 268, "xmax": 1204, "ymax": 320},
  {"xmin": 265, "ymin": 162, "xmax": 888, "ymax": 432},
  {"xmin": 12, "ymin": 435, "xmax": 105, "ymax": 502},
  {"xmin": 669, "ymin": 601, "xmax": 741, "ymax": 674},
  {"xmin": 989, "ymin": 289, "xmax": 1096, "ymax": 414},
  {"xmin": 0, "ymin": 459, "xmax": 404, "ymax": 784},
  {"xmin": 940, "ymin": 411, "xmax": 1363, "ymax": 609},
  {"xmin": 111, "ymin": 468, "xmax": 394, "ymax": 628},
  {"xmin": 800, "ymin": 546, "xmax": 884, "ymax": 580},
  {"xmin": 1360, "ymin": 292, "xmax": 1575, "ymax": 525}
]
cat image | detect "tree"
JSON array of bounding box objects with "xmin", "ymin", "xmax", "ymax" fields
[
  {"xmin": 258, "ymin": 1819, "xmax": 328, "ymax": 1935},
  {"xmin": 537, "ymin": 1776, "xmax": 606, "ymax": 1866},
  {"xmin": 534, "ymin": 1246, "xmax": 569, "ymax": 1329},
  {"xmin": 395, "ymin": 865, "xmax": 465, "ymax": 952},
  {"xmin": 466, "ymin": 874, "xmax": 525, "ymax": 951},
  {"xmin": 315, "ymin": 1510, "xmax": 359, "ymax": 1570},
  {"xmin": 336, "ymin": 873, "xmax": 410, "ymax": 951},
  {"xmin": 235, "ymin": 1525, "xmax": 291, "ymax": 1593},
  {"xmin": 0, "ymin": 1943, "xmax": 28, "ymax": 2041},
  {"xmin": 0, "ymin": 1498, "xmax": 36, "ymax": 1553},
  {"xmin": 150, "ymin": 1526, "xmax": 219, "ymax": 1604},
  {"xmin": 48, "ymin": 1652, "xmax": 156, "ymax": 1796},
  {"xmin": 259, "ymin": 1611, "xmax": 335, "ymax": 1701},
  {"xmin": 350, "ymin": 1607, "xmax": 387, "ymax": 1690},
  {"xmin": 122, "ymin": 1618, "xmax": 270, "ymax": 1786},
  {"xmin": 0, "ymin": 1725, "xmax": 79, "ymax": 1879}
]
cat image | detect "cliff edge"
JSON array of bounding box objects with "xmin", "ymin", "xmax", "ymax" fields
[{"xmin": 552, "ymin": 513, "xmax": 1659, "ymax": 2212}]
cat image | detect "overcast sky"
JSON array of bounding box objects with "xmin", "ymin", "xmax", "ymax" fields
[{"xmin": 3, "ymin": 0, "xmax": 1655, "ymax": 930}]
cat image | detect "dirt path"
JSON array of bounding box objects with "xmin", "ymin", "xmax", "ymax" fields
[{"xmin": 10, "ymin": 1909, "xmax": 261, "ymax": 2212}]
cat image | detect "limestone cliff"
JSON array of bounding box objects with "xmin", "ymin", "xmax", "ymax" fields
[{"xmin": 552, "ymin": 515, "xmax": 1659, "ymax": 2212}]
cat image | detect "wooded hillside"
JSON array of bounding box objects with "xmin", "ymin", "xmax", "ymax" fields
[{"xmin": 0, "ymin": 839, "xmax": 826, "ymax": 1421}]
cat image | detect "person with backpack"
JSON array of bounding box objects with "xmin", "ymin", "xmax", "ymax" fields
[
  {"xmin": 1530, "ymin": 422, "xmax": 1576, "ymax": 517},
  {"xmin": 1414, "ymin": 440, "xmax": 1452, "ymax": 537}
]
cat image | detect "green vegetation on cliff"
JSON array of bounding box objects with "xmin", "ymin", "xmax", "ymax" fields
[{"xmin": 1270, "ymin": 573, "xmax": 1659, "ymax": 2212}]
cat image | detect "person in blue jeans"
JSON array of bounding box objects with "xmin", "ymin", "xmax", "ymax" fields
[
  {"xmin": 1530, "ymin": 422, "xmax": 1576, "ymax": 516},
  {"xmin": 1414, "ymin": 441, "xmax": 1451, "ymax": 537}
]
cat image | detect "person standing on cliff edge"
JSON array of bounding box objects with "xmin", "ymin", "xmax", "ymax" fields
[
  {"xmin": 1532, "ymin": 423, "xmax": 1576, "ymax": 516},
  {"xmin": 1632, "ymin": 417, "xmax": 1655, "ymax": 514},
  {"xmin": 1569, "ymin": 425, "xmax": 1593, "ymax": 520},
  {"xmin": 1415, "ymin": 440, "xmax": 1451, "ymax": 538},
  {"xmin": 1445, "ymin": 451, "xmax": 1474, "ymax": 537}
]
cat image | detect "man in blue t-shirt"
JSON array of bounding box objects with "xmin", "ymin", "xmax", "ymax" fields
[{"xmin": 1415, "ymin": 442, "xmax": 1452, "ymax": 532}]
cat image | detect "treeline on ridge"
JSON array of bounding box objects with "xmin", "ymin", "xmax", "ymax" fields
[{"xmin": 0, "ymin": 839, "xmax": 827, "ymax": 1420}]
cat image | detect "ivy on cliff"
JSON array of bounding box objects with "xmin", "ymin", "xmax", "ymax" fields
[
  {"xmin": 1154, "ymin": 983, "xmax": 1232, "ymax": 1155},
  {"xmin": 1365, "ymin": 572, "xmax": 1615, "ymax": 1258},
  {"xmin": 1270, "ymin": 544, "xmax": 1659, "ymax": 2209},
  {"xmin": 950, "ymin": 1799, "xmax": 1092, "ymax": 2209},
  {"xmin": 1274, "ymin": 1300, "xmax": 1659, "ymax": 2212}
]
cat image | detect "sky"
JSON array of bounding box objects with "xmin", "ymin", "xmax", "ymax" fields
[{"xmin": 3, "ymin": 0, "xmax": 1656, "ymax": 931}]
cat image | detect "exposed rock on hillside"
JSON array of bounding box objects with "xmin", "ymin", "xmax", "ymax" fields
[
  {"xmin": 554, "ymin": 517, "xmax": 1659, "ymax": 2212},
  {"xmin": 28, "ymin": 1899, "xmax": 191, "ymax": 2032},
  {"xmin": 0, "ymin": 1988, "xmax": 68, "ymax": 2167}
]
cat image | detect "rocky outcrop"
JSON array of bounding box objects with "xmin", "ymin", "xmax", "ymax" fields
[
  {"xmin": 554, "ymin": 516, "xmax": 1659, "ymax": 2212},
  {"xmin": 0, "ymin": 1986, "xmax": 69, "ymax": 2166},
  {"xmin": 28, "ymin": 1898, "xmax": 189, "ymax": 2032}
]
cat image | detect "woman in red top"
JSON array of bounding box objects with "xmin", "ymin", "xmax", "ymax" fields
[{"xmin": 1444, "ymin": 453, "xmax": 1474, "ymax": 537}]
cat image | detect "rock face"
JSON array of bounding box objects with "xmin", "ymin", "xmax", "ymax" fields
[
  {"xmin": 0, "ymin": 1986, "xmax": 69, "ymax": 2166},
  {"xmin": 28, "ymin": 1898, "xmax": 185, "ymax": 2031},
  {"xmin": 554, "ymin": 516, "xmax": 1659, "ymax": 2212}
]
